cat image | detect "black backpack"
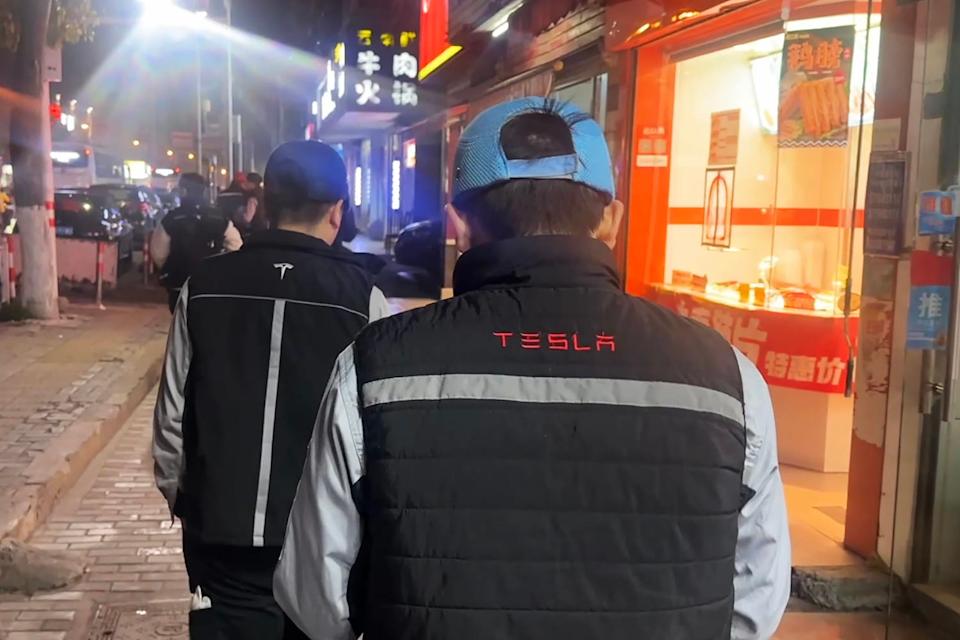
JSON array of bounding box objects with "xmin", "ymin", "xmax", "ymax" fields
[{"xmin": 158, "ymin": 206, "xmax": 229, "ymax": 289}]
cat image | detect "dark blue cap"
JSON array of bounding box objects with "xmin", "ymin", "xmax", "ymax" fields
[{"xmin": 264, "ymin": 140, "xmax": 349, "ymax": 203}]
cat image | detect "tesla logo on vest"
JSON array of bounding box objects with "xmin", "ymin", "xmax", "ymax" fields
[
  {"xmin": 493, "ymin": 332, "xmax": 616, "ymax": 352},
  {"xmin": 273, "ymin": 263, "xmax": 294, "ymax": 280}
]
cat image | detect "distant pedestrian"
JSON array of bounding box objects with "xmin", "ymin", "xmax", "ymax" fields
[
  {"xmin": 224, "ymin": 171, "xmax": 249, "ymax": 194},
  {"xmin": 153, "ymin": 140, "xmax": 388, "ymax": 640},
  {"xmin": 150, "ymin": 173, "xmax": 242, "ymax": 312},
  {"xmin": 275, "ymin": 98, "xmax": 791, "ymax": 640},
  {"xmin": 246, "ymin": 172, "xmax": 263, "ymax": 190}
]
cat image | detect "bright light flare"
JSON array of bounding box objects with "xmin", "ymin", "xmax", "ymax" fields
[
  {"xmin": 492, "ymin": 21, "xmax": 509, "ymax": 38},
  {"xmin": 139, "ymin": 0, "xmax": 206, "ymax": 28}
]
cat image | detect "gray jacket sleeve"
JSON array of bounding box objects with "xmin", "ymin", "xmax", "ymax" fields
[
  {"xmin": 152, "ymin": 281, "xmax": 192, "ymax": 513},
  {"xmin": 275, "ymin": 346, "xmax": 364, "ymax": 640},
  {"xmin": 732, "ymin": 349, "xmax": 792, "ymax": 639},
  {"xmin": 368, "ymin": 286, "xmax": 390, "ymax": 321}
]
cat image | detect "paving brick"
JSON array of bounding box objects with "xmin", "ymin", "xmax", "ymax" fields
[{"xmin": 17, "ymin": 610, "xmax": 75, "ymax": 621}]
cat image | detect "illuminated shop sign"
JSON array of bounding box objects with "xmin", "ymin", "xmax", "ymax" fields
[{"xmin": 319, "ymin": 27, "xmax": 421, "ymax": 123}]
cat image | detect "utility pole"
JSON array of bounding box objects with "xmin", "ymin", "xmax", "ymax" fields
[
  {"xmin": 9, "ymin": 0, "xmax": 59, "ymax": 318},
  {"xmin": 196, "ymin": 43, "xmax": 203, "ymax": 173},
  {"xmin": 225, "ymin": 0, "xmax": 234, "ymax": 178}
]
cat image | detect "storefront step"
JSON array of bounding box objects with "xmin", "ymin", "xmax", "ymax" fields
[{"xmin": 791, "ymin": 565, "xmax": 905, "ymax": 612}]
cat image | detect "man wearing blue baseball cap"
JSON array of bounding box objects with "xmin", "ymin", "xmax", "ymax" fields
[
  {"xmin": 276, "ymin": 99, "xmax": 790, "ymax": 639},
  {"xmin": 153, "ymin": 140, "xmax": 389, "ymax": 639}
]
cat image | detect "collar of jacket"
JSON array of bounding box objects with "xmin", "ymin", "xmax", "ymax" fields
[
  {"xmin": 453, "ymin": 235, "xmax": 622, "ymax": 295},
  {"xmin": 243, "ymin": 229, "xmax": 349, "ymax": 261}
]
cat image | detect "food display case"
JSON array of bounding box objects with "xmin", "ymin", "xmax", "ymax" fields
[{"xmin": 630, "ymin": 9, "xmax": 881, "ymax": 472}]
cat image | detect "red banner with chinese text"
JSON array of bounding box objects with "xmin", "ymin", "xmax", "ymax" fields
[{"xmin": 650, "ymin": 288, "xmax": 858, "ymax": 394}]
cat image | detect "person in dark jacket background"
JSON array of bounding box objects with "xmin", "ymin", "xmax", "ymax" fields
[
  {"xmin": 153, "ymin": 140, "xmax": 388, "ymax": 640},
  {"xmin": 276, "ymin": 98, "xmax": 790, "ymax": 640},
  {"xmin": 151, "ymin": 173, "xmax": 242, "ymax": 312}
]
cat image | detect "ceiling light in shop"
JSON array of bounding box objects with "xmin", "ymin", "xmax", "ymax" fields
[
  {"xmin": 492, "ymin": 21, "xmax": 509, "ymax": 38},
  {"xmin": 672, "ymin": 10, "xmax": 699, "ymax": 22},
  {"xmin": 785, "ymin": 13, "xmax": 881, "ymax": 33}
]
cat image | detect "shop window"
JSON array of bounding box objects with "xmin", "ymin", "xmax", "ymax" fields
[
  {"xmin": 553, "ymin": 78, "xmax": 596, "ymax": 117},
  {"xmin": 637, "ymin": 11, "xmax": 881, "ymax": 478}
]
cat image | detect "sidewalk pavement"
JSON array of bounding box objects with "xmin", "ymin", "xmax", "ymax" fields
[
  {"xmin": 0, "ymin": 293, "xmax": 425, "ymax": 545},
  {"xmin": 0, "ymin": 392, "xmax": 950, "ymax": 639},
  {"xmin": 0, "ymin": 300, "xmax": 169, "ymax": 543}
]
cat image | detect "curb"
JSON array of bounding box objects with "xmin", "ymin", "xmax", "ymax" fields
[{"xmin": 0, "ymin": 344, "xmax": 164, "ymax": 542}]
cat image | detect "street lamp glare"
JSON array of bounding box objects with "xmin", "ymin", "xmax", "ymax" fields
[
  {"xmin": 139, "ymin": 0, "xmax": 177, "ymax": 23},
  {"xmin": 132, "ymin": 139, "xmax": 141, "ymax": 147}
]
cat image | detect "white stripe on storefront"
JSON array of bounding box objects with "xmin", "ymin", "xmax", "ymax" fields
[
  {"xmin": 252, "ymin": 300, "xmax": 286, "ymax": 547},
  {"xmin": 362, "ymin": 374, "xmax": 744, "ymax": 426}
]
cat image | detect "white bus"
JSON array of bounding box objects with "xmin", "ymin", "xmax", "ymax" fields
[{"xmin": 51, "ymin": 143, "xmax": 126, "ymax": 189}]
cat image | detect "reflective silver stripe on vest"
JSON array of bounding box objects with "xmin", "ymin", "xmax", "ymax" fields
[
  {"xmin": 191, "ymin": 294, "xmax": 368, "ymax": 320},
  {"xmin": 252, "ymin": 299, "xmax": 286, "ymax": 546},
  {"xmin": 362, "ymin": 374, "xmax": 744, "ymax": 426}
]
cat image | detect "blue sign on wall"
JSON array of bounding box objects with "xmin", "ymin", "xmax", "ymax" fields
[
  {"xmin": 917, "ymin": 190, "xmax": 958, "ymax": 236},
  {"xmin": 907, "ymin": 285, "xmax": 951, "ymax": 350}
]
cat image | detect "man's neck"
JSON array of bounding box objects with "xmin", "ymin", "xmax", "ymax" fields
[{"xmin": 276, "ymin": 222, "xmax": 335, "ymax": 245}]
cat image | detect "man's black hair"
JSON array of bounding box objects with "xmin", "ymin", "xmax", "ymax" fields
[
  {"xmin": 179, "ymin": 172, "xmax": 207, "ymax": 201},
  {"xmin": 453, "ymin": 100, "xmax": 611, "ymax": 240},
  {"xmin": 246, "ymin": 172, "xmax": 263, "ymax": 186}
]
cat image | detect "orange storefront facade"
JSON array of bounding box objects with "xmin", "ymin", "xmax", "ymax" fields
[{"xmin": 608, "ymin": 0, "xmax": 915, "ymax": 573}]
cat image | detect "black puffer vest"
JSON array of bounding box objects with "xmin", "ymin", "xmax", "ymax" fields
[{"xmin": 353, "ymin": 236, "xmax": 747, "ymax": 640}]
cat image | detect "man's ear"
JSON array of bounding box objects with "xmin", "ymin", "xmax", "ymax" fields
[
  {"xmin": 595, "ymin": 199, "xmax": 625, "ymax": 249},
  {"xmin": 328, "ymin": 200, "xmax": 345, "ymax": 232},
  {"xmin": 446, "ymin": 203, "xmax": 472, "ymax": 253}
]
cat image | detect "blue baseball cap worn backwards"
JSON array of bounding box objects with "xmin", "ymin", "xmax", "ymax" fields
[
  {"xmin": 453, "ymin": 97, "xmax": 616, "ymax": 202},
  {"xmin": 264, "ymin": 140, "xmax": 349, "ymax": 204}
]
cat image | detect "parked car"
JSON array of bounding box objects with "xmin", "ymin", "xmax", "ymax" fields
[
  {"xmin": 144, "ymin": 187, "xmax": 166, "ymax": 215},
  {"xmin": 155, "ymin": 188, "xmax": 181, "ymax": 213},
  {"xmin": 394, "ymin": 219, "xmax": 443, "ymax": 278},
  {"xmin": 53, "ymin": 191, "xmax": 135, "ymax": 262},
  {"xmin": 87, "ymin": 184, "xmax": 160, "ymax": 244}
]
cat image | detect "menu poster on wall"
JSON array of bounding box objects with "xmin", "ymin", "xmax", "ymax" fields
[
  {"xmin": 709, "ymin": 110, "xmax": 740, "ymax": 166},
  {"xmin": 864, "ymin": 153, "xmax": 908, "ymax": 257},
  {"xmin": 778, "ymin": 26, "xmax": 855, "ymax": 148}
]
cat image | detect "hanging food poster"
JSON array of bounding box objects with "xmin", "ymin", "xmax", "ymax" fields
[{"xmin": 778, "ymin": 26, "xmax": 855, "ymax": 147}]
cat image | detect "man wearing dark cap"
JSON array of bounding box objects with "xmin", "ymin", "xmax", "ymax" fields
[
  {"xmin": 276, "ymin": 99, "xmax": 790, "ymax": 640},
  {"xmin": 153, "ymin": 141, "xmax": 388, "ymax": 639}
]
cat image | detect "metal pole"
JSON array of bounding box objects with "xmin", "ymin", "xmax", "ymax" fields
[
  {"xmin": 196, "ymin": 42, "xmax": 203, "ymax": 173},
  {"xmin": 95, "ymin": 240, "xmax": 104, "ymax": 309},
  {"xmin": 6, "ymin": 235, "xmax": 16, "ymax": 300},
  {"xmin": 0, "ymin": 234, "xmax": 9, "ymax": 304},
  {"xmin": 225, "ymin": 0, "xmax": 234, "ymax": 178}
]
